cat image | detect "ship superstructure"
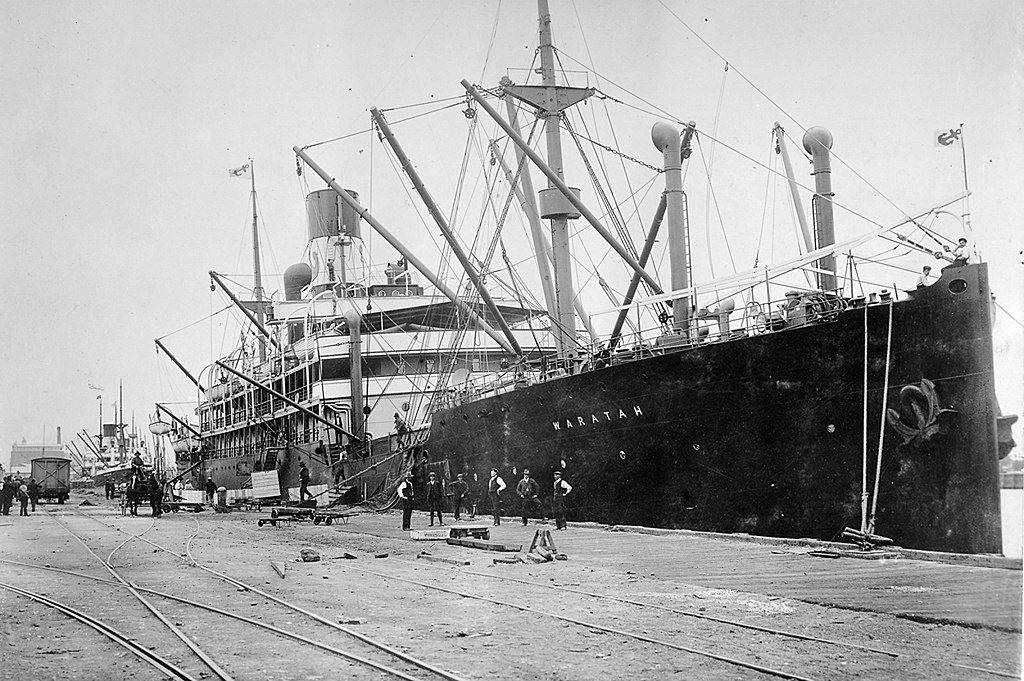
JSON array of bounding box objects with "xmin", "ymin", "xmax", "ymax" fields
[{"xmin": 183, "ymin": 186, "xmax": 553, "ymax": 499}]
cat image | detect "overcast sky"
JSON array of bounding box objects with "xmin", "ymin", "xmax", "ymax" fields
[{"xmin": 1, "ymin": 0, "xmax": 1021, "ymax": 465}]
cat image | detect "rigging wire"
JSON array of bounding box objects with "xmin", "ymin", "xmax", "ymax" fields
[
  {"xmin": 556, "ymin": 47, "xmax": 915, "ymax": 235},
  {"xmin": 615, "ymin": 5, "xmax": 922, "ymax": 227},
  {"xmin": 477, "ymin": 0, "xmax": 503, "ymax": 83},
  {"xmin": 703, "ymin": 62, "xmax": 730, "ymax": 278},
  {"xmin": 752, "ymin": 132, "xmax": 776, "ymax": 268},
  {"xmin": 694, "ymin": 136, "xmax": 738, "ymax": 275}
]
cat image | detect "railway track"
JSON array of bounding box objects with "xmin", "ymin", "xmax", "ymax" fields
[
  {"xmin": 34, "ymin": 508, "xmax": 1015, "ymax": 680},
  {"xmin": 194, "ymin": 512, "xmax": 1022, "ymax": 680},
  {"xmin": 0, "ymin": 581, "xmax": 199, "ymax": 681},
  {"xmin": 179, "ymin": 515, "xmax": 824, "ymax": 680},
  {"xmin": 59, "ymin": 510, "xmax": 468, "ymax": 681}
]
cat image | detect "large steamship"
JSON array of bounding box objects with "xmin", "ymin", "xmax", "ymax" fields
[{"xmin": 161, "ymin": 1, "xmax": 1012, "ymax": 553}]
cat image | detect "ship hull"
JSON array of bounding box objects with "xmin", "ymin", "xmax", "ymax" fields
[{"xmin": 424, "ymin": 264, "xmax": 1003, "ymax": 554}]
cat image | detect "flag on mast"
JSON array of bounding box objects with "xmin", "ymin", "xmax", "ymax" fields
[
  {"xmin": 935, "ymin": 127, "xmax": 962, "ymax": 147},
  {"xmin": 228, "ymin": 163, "xmax": 250, "ymax": 177}
]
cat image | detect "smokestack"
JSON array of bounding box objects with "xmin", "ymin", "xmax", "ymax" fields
[
  {"xmin": 56, "ymin": 426, "xmax": 61, "ymax": 445},
  {"xmin": 802, "ymin": 126, "xmax": 837, "ymax": 292}
]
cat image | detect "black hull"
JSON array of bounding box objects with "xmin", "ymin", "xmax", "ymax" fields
[{"xmin": 423, "ymin": 264, "xmax": 1003, "ymax": 554}]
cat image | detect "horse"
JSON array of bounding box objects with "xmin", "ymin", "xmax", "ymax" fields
[{"xmin": 122, "ymin": 469, "xmax": 149, "ymax": 516}]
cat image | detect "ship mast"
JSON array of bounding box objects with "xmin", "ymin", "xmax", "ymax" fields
[
  {"xmin": 249, "ymin": 159, "xmax": 267, "ymax": 362},
  {"xmin": 536, "ymin": 0, "xmax": 575, "ymax": 358}
]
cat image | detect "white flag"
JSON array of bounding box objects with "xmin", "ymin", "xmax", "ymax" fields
[
  {"xmin": 228, "ymin": 163, "xmax": 250, "ymax": 177},
  {"xmin": 935, "ymin": 127, "xmax": 962, "ymax": 147}
]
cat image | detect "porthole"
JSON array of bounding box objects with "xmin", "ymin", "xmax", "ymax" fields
[
  {"xmin": 619, "ymin": 451, "xmax": 626, "ymax": 460},
  {"xmin": 948, "ymin": 279, "xmax": 968, "ymax": 294}
]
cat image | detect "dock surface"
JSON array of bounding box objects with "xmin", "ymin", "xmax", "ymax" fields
[{"xmin": 0, "ymin": 492, "xmax": 1019, "ymax": 680}]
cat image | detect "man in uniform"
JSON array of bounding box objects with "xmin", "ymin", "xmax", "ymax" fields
[
  {"xmin": 426, "ymin": 471, "xmax": 444, "ymax": 526},
  {"xmin": 450, "ymin": 473, "xmax": 469, "ymax": 521},
  {"xmin": 487, "ymin": 469, "xmax": 506, "ymax": 526},
  {"xmin": 552, "ymin": 471, "xmax": 573, "ymax": 530},
  {"xmin": 397, "ymin": 473, "xmax": 414, "ymax": 531},
  {"xmin": 516, "ymin": 469, "xmax": 540, "ymax": 526},
  {"xmin": 298, "ymin": 461, "xmax": 312, "ymax": 502},
  {"xmin": 205, "ymin": 476, "xmax": 217, "ymax": 505}
]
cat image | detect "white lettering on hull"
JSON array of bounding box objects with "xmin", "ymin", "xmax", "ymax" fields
[{"xmin": 551, "ymin": 405, "xmax": 645, "ymax": 432}]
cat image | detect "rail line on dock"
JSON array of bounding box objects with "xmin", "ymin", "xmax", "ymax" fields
[
  {"xmin": 53, "ymin": 514, "xmax": 236, "ymax": 681},
  {"xmin": 0, "ymin": 557, "xmax": 434, "ymax": 681},
  {"xmin": 206, "ymin": 512, "xmax": 1024, "ymax": 679},
  {"xmin": 69, "ymin": 509, "xmax": 469, "ymax": 681},
  {"xmin": 191, "ymin": 516, "xmax": 827, "ymax": 680},
  {"xmin": 222, "ymin": 515, "xmax": 902, "ymax": 656},
  {"xmin": 0, "ymin": 581, "xmax": 199, "ymax": 680}
]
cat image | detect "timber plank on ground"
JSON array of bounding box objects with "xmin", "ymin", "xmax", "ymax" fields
[{"xmin": 446, "ymin": 538, "xmax": 522, "ymax": 552}]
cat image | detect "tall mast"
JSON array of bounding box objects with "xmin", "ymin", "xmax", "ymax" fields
[
  {"xmin": 250, "ymin": 159, "xmax": 267, "ymax": 362},
  {"xmin": 536, "ymin": 0, "xmax": 575, "ymax": 358},
  {"xmin": 493, "ymin": 0, "xmax": 595, "ymax": 358},
  {"xmin": 118, "ymin": 381, "xmax": 125, "ymax": 459}
]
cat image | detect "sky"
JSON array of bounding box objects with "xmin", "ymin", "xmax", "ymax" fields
[{"xmin": 1, "ymin": 0, "xmax": 1021, "ymax": 467}]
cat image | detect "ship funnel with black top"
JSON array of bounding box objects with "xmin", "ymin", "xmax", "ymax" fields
[
  {"xmin": 802, "ymin": 126, "xmax": 837, "ymax": 292},
  {"xmin": 652, "ymin": 121, "xmax": 690, "ymax": 335}
]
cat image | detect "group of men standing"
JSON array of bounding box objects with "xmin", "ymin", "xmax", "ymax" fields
[
  {"xmin": 0, "ymin": 475, "xmax": 39, "ymax": 516},
  {"xmin": 397, "ymin": 468, "xmax": 573, "ymax": 531}
]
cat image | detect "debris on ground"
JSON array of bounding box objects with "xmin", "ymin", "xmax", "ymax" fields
[
  {"xmin": 453, "ymin": 630, "xmax": 492, "ymax": 638},
  {"xmin": 78, "ymin": 499, "xmax": 96, "ymax": 506},
  {"xmin": 299, "ymin": 548, "xmax": 321, "ymax": 562},
  {"xmin": 417, "ymin": 551, "xmax": 469, "ymax": 566},
  {"xmin": 446, "ymin": 538, "xmax": 521, "ymax": 552},
  {"xmin": 326, "ymin": 552, "xmax": 358, "ymax": 560},
  {"xmin": 270, "ymin": 561, "xmax": 286, "ymax": 578}
]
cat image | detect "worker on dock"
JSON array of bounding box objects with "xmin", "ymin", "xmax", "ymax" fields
[
  {"xmin": 27, "ymin": 478, "xmax": 39, "ymax": 512},
  {"xmin": 552, "ymin": 471, "xmax": 573, "ymax": 530},
  {"xmin": 426, "ymin": 472, "xmax": 445, "ymax": 526},
  {"xmin": 516, "ymin": 470, "xmax": 540, "ymax": 526},
  {"xmin": 17, "ymin": 484, "xmax": 29, "ymax": 516},
  {"xmin": 0, "ymin": 476, "xmax": 14, "ymax": 515},
  {"xmin": 450, "ymin": 473, "xmax": 469, "ymax": 521},
  {"xmin": 487, "ymin": 469, "xmax": 506, "ymax": 526},
  {"xmin": 298, "ymin": 462, "xmax": 312, "ymax": 502},
  {"xmin": 397, "ymin": 473, "xmax": 414, "ymax": 531},
  {"xmin": 205, "ymin": 477, "xmax": 217, "ymax": 504}
]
